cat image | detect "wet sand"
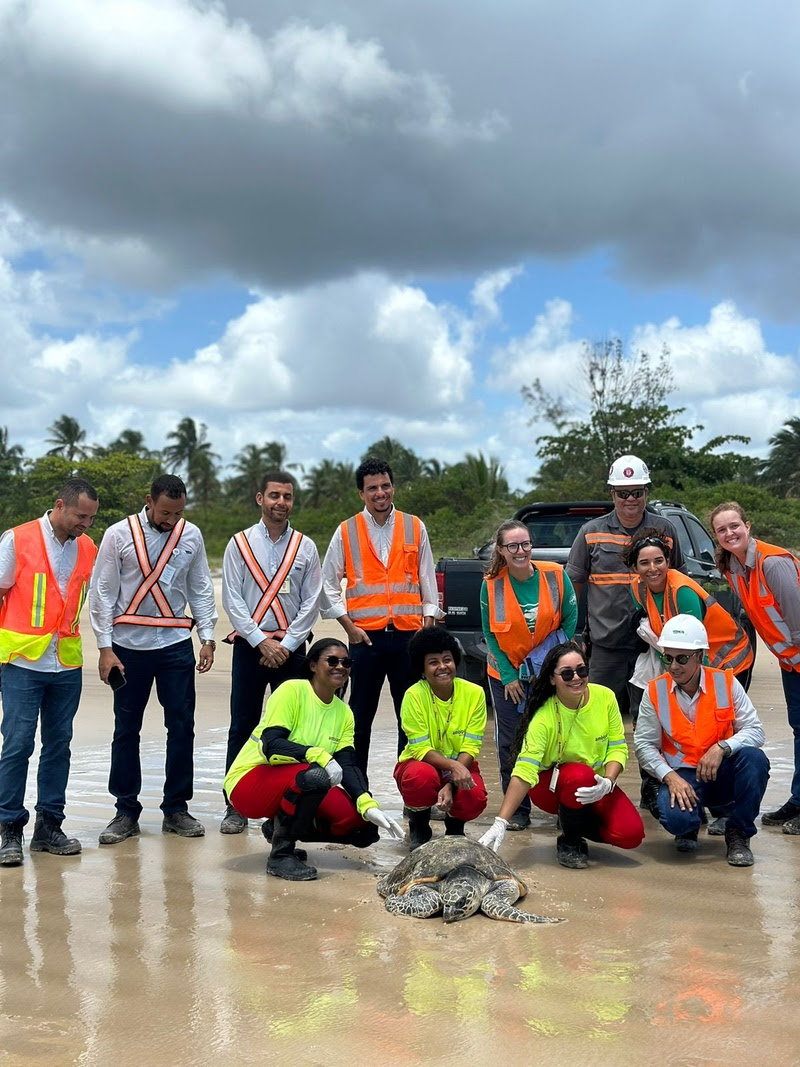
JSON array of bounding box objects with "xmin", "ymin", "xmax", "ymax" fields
[{"xmin": 1, "ymin": 611, "xmax": 799, "ymax": 1066}]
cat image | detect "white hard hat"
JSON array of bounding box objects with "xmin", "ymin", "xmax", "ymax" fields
[
  {"xmin": 659, "ymin": 615, "xmax": 709, "ymax": 651},
  {"xmin": 608, "ymin": 454, "xmax": 651, "ymax": 487}
]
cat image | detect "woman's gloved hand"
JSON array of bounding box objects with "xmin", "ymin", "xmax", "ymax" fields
[
  {"xmin": 364, "ymin": 807, "xmax": 405, "ymax": 840},
  {"xmin": 324, "ymin": 759, "xmax": 343, "ymax": 786},
  {"xmin": 575, "ymin": 775, "xmax": 614, "ymax": 805},
  {"xmin": 479, "ymin": 817, "xmax": 508, "ymax": 852}
]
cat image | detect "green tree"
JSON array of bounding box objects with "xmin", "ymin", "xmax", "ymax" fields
[
  {"xmin": 100, "ymin": 428, "xmax": 159, "ymax": 459},
  {"xmin": 304, "ymin": 459, "xmax": 356, "ymax": 508},
  {"xmin": 360, "ymin": 437, "xmax": 423, "ymax": 485},
  {"xmin": 45, "ymin": 414, "xmax": 89, "ymax": 462},
  {"xmin": 227, "ymin": 441, "xmax": 301, "ymax": 504},
  {"xmin": 162, "ymin": 417, "xmax": 220, "ymax": 503},
  {"xmin": 760, "ymin": 417, "xmax": 800, "ymax": 498},
  {"xmin": 0, "ymin": 426, "xmax": 25, "ymax": 478}
]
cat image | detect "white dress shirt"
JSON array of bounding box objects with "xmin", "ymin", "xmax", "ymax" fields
[
  {"xmin": 0, "ymin": 512, "xmax": 84, "ymax": 673},
  {"xmin": 221, "ymin": 521, "xmax": 322, "ymax": 652},
  {"xmin": 634, "ymin": 668, "xmax": 766, "ymax": 782},
  {"xmin": 89, "ymin": 507, "xmax": 217, "ymax": 651},
  {"xmin": 320, "ymin": 505, "xmax": 440, "ymax": 620}
]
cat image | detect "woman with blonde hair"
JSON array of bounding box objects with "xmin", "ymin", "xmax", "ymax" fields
[{"xmin": 480, "ymin": 519, "xmax": 577, "ymax": 830}]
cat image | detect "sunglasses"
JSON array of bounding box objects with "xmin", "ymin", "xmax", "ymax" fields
[
  {"xmin": 614, "ymin": 488, "xmax": 646, "ymax": 500},
  {"xmin": 325, "ymin": 655, "xmax": 352, "ymax": 668},
  {"xmin": 555, "ymin": 665, "xmax": 589, "ymax": 681},
  {"xmin": 660, "ymin": 653, "xmax": 696, "ymax": 666}
]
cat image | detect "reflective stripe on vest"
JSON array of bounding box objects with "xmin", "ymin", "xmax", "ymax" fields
[
  {"xmin": 31, "ymin": 572, "xmax": 46, "ymax": 628},
  {"xmin": 113, "ymin": 516, "xmax": 192, "ymax": 628},
  {"xmin": 342, "ymin": 511, "xmax": 423, "ymax": 630},
  {"xmin": 649, "ymin": 668, "xmax": 734, "ymax": 769},
  {"xmin": 485, "ymin": 562, "xmax": 564, "ymax": 679},
  {"xmin": 732, "ymin": 540, "xmax": 800, "ymax": 669},
  {"xmin": 225, "ymin": 529, "xmax": 303, "ymax": 642}
]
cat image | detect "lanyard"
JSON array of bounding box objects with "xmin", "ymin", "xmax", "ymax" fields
[{"xmin": 550, "ymin": 697, "xmax": 582, "ymax": 792}]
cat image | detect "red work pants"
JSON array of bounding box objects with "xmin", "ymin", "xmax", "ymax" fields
[
  {"xmin": 230, "ymin": 764, "xmax": 364, "ymax": 839},
  {"xmin": 531, "ymin": 763, "xmax": 644, "ymax": 849},
  {"xmin": 393, "ymin": 759, "xmax": 488, "ymax": 822}
]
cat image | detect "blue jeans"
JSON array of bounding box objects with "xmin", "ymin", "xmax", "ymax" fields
[
  {"xmin": 657, "ymin": 747, "xmax": 770, "ymax": 840},
  {"xmin": 0, "ymin": 662, "xmax": 82, "ymax": 825},
  {"xmin": 108, "ymin": 640, "xmax": 196, "ymax": 819},
  {"xmin": 348, "ymin": 629, "xmax": 415, "ymax": 781},
  {"xmin": 488, "ymin": 675, "xmax": 531, "ymax": 820},
  {"xmin": 780, "ymin": 668, "xmax": 800, "ymax": 804}
]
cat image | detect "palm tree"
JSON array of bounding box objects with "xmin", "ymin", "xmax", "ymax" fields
[
  {"xmin": 761, "ymin": 417, "xmax": 800, "ymax": 498},
  {"xmin": 361, "ymin": 436, "xmax": 422, "ymax": 485},
  {"xmin": 107, "ymin": 429, "xmax": 157, "ymax": 458},
  {"xmin": 45, "ymin": 414, "xmax": 88, "ymax": 462},
  {"xmin": 162, "ymin": 417, "xmax": 220, "ymax": 501},
  {"xmin": 422, "ymin": 457, "xmax": 449, "ymax": 479},
  {"xmin": 0, "ymin": 426, "xmax": 25, "ymax": 477},
  {"xmin": 304, "ymin": 459, "xmax": 356, "ymax": 508},
  {"xmin": 462, "ymin": 451, "xmax": 509, "ymax": 500}
]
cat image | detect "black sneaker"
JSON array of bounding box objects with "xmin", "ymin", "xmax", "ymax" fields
[
  {"xmin": 99, "ymin": 813, "xmax": 140, "ymax": 845},
  {"xmin": 162, "ymin": 811, "xmax": 205, "ymax": 838},
  {"xmin": 30, "ymin": 813, "xmax": 81, "ymax": 855},
  {"xmin": 725, "ymin": 826, "xmax": 754, "ymax": 867},
  {"xmin": 556, "ymin": 835, "xmax": 588, "ymax": 869},
  {"xmin": 0, "ymin": 821, "xmax": 24, "ymax": 867},
  {"xmin": 220, "ymin": 804, "xmax": 247, "ymax": 835},
  {"xmin": 761, "ymin": 800, "xmax": 800, "ymax": 826},
  {"xmin": 675, "ymin": 830, "xmax": 698, "ymax": 853}
]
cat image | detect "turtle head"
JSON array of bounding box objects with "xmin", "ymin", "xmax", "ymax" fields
[{"xmin": 441, "ymin": 868, "xmax": 488, "ymax": 923}]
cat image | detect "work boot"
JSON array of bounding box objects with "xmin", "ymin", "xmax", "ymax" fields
[
  {"xmin": 29, "ymin": 813, "xmax": 81, "ymax": 856},
  {"xmin": 0, "ymin": 821, "xmax": 24, "ymax": 867},
  {"xmin": 444, "ymin": 816, "xmax": 465, "ymax": 837},
  {"xmin": 430, "ymin": 805, "xmax": 447, "ymax": 822},
  {"xmin": 783, "ymin": 815, "xmax": 800, "ymax": 836},
  {"xmin": 99, "ymin": 813, "xmax": 140, "ymax": 845},
  {"xmin": 506, "ymin": 810, "xmax": 531, "ymax": 831},
  {"xmin": 220, "ymin": 804, "xmax": 247, "ymax": 835},
  {"xmin": 674, "ymin": 830, "xmax": 698, "ymax": 853},
  {"xmin": 556, "ymin": 834, "xmax": 588, "ymax": 869},
  {"xmin": 725, "ymin": 826, "xmax": 754, "ymax": 867},
  {"xmin": 762, "ymin": 799, "xmax": 800, "ymax": 826},
  {"xmin": 707, "ymin": 816, "xmax": 728, "ymax": 836},
  {"xmin": 639, "ymin": 774, "xmax": 660, "ymax": 817},
  {"xmin": 266, "ymin": 814, "xmax": 317, "ymax": 881},
  {"xmin": 162, "ymin": 811, "xmax": 205, "ymax": 838},
  {"xmin": 408, "ymin": 809, "xmax": 432, "ymax": 851},
  {"xmin": 261, "ymin": 818, "xmax": 308, "ymax": 860}
]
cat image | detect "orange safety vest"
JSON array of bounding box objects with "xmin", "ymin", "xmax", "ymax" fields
[
  {"xmin": 225, "ymin": 529, "xmax": 303, "ymax": 642},
  {"xmin": 0, "ymin": 519, "xmax": 97, "ymax": 667},
  {"xmin": 484, "ymin": 561, "xmax": 565, "ymax": 680},
  {"xmin": 648, "ymin": 667, "xmax": 735, "ymax": 769},
  {"xmin": 341, "ymin": 511, "xmax": 423, "ymax": 631},
  {"xmin": 631, "ymin": 570, "xmax": 753, "ymax": 674},
  {"xmin": 112, "ymin": 516, "xmax": 192, "ymax": 629},
  {"xmin": 727, "ymin": 539, "xmax": 800, "ymax": 672}
]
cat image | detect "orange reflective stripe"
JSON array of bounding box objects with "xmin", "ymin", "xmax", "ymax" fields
[
  {"xmin": 113, "ymin": 614, "xmax": 191, "ymax": 628},
  {"xmin": 234, "ymin": 529, "xmax": 302, "ymax": 632},
  {"xmin": 585, "ymin": 533, "xmax": 632, "ymax": 546},
  {"xmin": 114, "ymin": 517, "xmax": 188, "ymax": 627},
  {"xmin": 588, "ymin": 574, "xmax": 635, "ymax": 586}
]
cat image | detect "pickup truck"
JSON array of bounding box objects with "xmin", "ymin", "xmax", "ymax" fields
[{"xmin": 436, "ymin": 500, "xmax": 754, "ymax": 688}]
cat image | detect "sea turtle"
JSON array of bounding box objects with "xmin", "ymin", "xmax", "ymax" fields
[{"xmin": 376, "ymin": 837, "xmax": 564, "ymax": 924}]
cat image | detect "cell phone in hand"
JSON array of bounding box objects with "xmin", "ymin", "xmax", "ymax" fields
[{"xmin": 108, "ymin": 666, "xmax": 127, "ymax": 692}]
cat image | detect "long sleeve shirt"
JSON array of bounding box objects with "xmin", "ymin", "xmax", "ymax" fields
[
  {"xmin": 89, "ymin": 507, "xmax": 217, "ymax": 650},
  {"xmin": 398, "ymin": 678, "xmax": 487, "ymax": 763},
  {"xmin": 320, "ymin": 505, "xmax": 440, "ymax": 621},
  {"xmin": 634, "ymin": 669, "xmax": 766, "ymax": 781},
  {"xmin": 0, "ymin": 512, "xmax": 85, "ymax": 673},
  {"xmin": 727, "ymin": 539, "xmax": 800, "ymax": 644},
  {"xmin": 221, "ymin": 521, "xmax": 322, "ymax": 652}
]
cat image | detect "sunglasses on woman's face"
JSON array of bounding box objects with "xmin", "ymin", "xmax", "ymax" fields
[
  {"xmin": 660, "ymin": 653, "xmax": 695, "ymax": 666},
  {"xmin": 325, "ymin": 655, "xmax": 352, "ymax": 668},
  {"xmin": 555, "ymin": 665, "xmax": 589, "ymax": 681}
]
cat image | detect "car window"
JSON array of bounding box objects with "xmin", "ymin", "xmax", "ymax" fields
[
  {"xmin": 668, "ymin": 514, "xmax": 694, "ymax": 561},
  {"xmin": 685, "ymin": 516, "xmax": 715, "ymax": 561},
  {"xmin": 525, "ymin": 517, "xmax": 592, "ymax": 548}
]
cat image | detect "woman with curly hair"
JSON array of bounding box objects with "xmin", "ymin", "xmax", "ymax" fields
[{"xmin": 479, "ymin": 641, "xmax": 644, "ymax": 868}]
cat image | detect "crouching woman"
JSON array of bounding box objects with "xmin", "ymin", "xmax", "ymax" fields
[
  {"xmin": 224, "ymin": 638, "xmax": 404, "ymax": 881},
  {"xmin": 480, "ymin": 641, "xmax": 644, "ymax": 869}
]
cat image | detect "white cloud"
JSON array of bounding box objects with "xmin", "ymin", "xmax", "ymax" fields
[{"xmin": 488, "ymin": 298, "xmax": 586, "ymax": 397}]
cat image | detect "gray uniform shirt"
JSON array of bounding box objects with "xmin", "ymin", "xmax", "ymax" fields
[{"xmin": 727, "ymin": 539, "xmax": 800, "ymax": 645}]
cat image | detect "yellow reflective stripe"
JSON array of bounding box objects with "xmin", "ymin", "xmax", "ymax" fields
[
  {"xmin": 31, "ymin": 573, "xmax": 46, "ymax": 628},
  {"xmin": 70, "ymin": 581, "xmax": 88, "ymax": 635}
]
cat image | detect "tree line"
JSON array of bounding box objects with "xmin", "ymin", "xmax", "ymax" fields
[{"xmin": 2, "ymin": 345, "xmax": 799, "ymax": 560}]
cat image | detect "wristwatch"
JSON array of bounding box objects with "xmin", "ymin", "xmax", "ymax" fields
[
  {"xmin": 201, "ymin": 640, "xmax": 217, "ymax": 651},
  {"xmin": 717, "ymin": 740, "xmax": 732, "ymax": 757}
]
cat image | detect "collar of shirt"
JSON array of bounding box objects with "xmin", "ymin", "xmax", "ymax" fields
[
  {"xmin": 362, "ymin": 504, "xmax": 395, "ymax": 529},
  {"xmin": 728, "ymin": 538, "xmax": 757, "ymax": 576},
  {"xmin": 261, "ymin": 520, "xmax": 292, "ymax": 544},
  {"xmin": 42, "ymin": 510, "xmax": 74, "ymax": 544},
  {"xmin": 669, "ymin": 666, "xmax": 708, "ymax": 706}
]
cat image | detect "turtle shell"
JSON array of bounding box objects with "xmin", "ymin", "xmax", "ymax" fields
[{"xmin": 377, "ymin": 836, "xmax": 527, "ymax": 898}]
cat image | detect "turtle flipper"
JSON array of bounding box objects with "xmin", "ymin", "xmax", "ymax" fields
[
  {"xmin": 385, "ymin": 885, "xmax": 443, "ymax": 919},
  {"xmin": 480, "ymin": 880, "xmax": 565, "ymax": 924}
]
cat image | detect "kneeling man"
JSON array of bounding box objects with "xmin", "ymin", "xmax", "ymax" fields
[{"xmin": 634, "ymin": 615, "xmax": 769, "ymax": 867}]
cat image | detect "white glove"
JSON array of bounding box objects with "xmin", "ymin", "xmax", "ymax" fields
[
  {"xmin": 636, "ymin": 619, "xmax": 660, "ymax": 648},
  {"xmin": 575, "ymin": 775, "xmax": 614, "ymax": 805},
  {"xmin": 479, "ymin": 817, "xmax": 507, "ymax": 853},
  {"xmin": 324, "ymin": 759, "xmax": 343, "ymax": 787},
  {"xmin": 364, "ymin": 807, "xmax": 405, "ymax": 840}
]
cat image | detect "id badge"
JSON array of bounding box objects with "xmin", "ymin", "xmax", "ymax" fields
[
  {"xmin": 160, "ymin": 563, "xmax": 176, "ymax": 587},
  {"xmin": 549, "ymin": 766, "xmax": 560, "ymax": 793},
  {"xmin": 279, "ymin": 577, "xmax": 290, "ymax": 595}
]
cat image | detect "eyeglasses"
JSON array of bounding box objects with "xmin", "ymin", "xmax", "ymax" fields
[
  {"xmin": 555, "ymin": 665, "xmax": 589, "ymax": 681},
  {"xmin": 324, "ymin": 655, "xmax": 352, "ymax": 668},
  {"xmin": 502, "ymin": 540, "xmax": 533, "ymax": 553},
  {"xmin": 660, "ymin": 653, "xmax": 697, "ymax": 666},
  {"xmin": 613, "ymin": 488, "xmax": 646, "ymax": 500}
]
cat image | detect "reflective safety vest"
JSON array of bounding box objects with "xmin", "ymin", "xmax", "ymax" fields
[
  {"xmin": 484, "ymin": 562, "xmax": 565, "ymax": 680},
  {"xmin": 341, "ymin": 511, "xmax": 423, "ymax": 631},
  {"xmin": 631, "ymin": 570, "xmax": 753, "ymax": 674},
  {"xmin": 225, "ymin": 529, "xmax": 303, "ymax": 642},
  {"xmin": 112, "ymin": 516, "xmax": 192, "ymax": 629},
  {"xmin": 0, "ymin": 520, "xmax": 97, "ymax": 667},
  {"xmin": 728, "ymin": 539, "xmax": 800, "ymax": 672},
  {"xmin": 648, "ymin": 667, "xmax": 735, "ymax": 769}
]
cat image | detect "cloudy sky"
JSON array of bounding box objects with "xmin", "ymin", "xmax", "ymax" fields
[{"xmin": 2, "ymin": 0, "xmax": 799, "ymax": 490}]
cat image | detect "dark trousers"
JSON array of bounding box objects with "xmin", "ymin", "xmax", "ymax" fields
[
  {"xmin": 108, "ymin": 639, "xmax": 196, "ymax": 819},
  {"xmin": 780, "ymin": 667, "xmax": 800, "ymax": 805},
  {"xmin": 488, "ymin": 675, "xmax": 531, "ymax": 820},
  {"xmin": 225, "ymin": 638, "xmax": 307, "ymax": 776},
  {"xmin": 657, "ymin": 747, "xmax": 770, "ymax": 840},
  {"xmin": 588, "ymin": 642, "xmax": 638, "ymax": 718},
  {"xmin": 348, "ymin": 628, "xmax": 415, "ymax": 780}
]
